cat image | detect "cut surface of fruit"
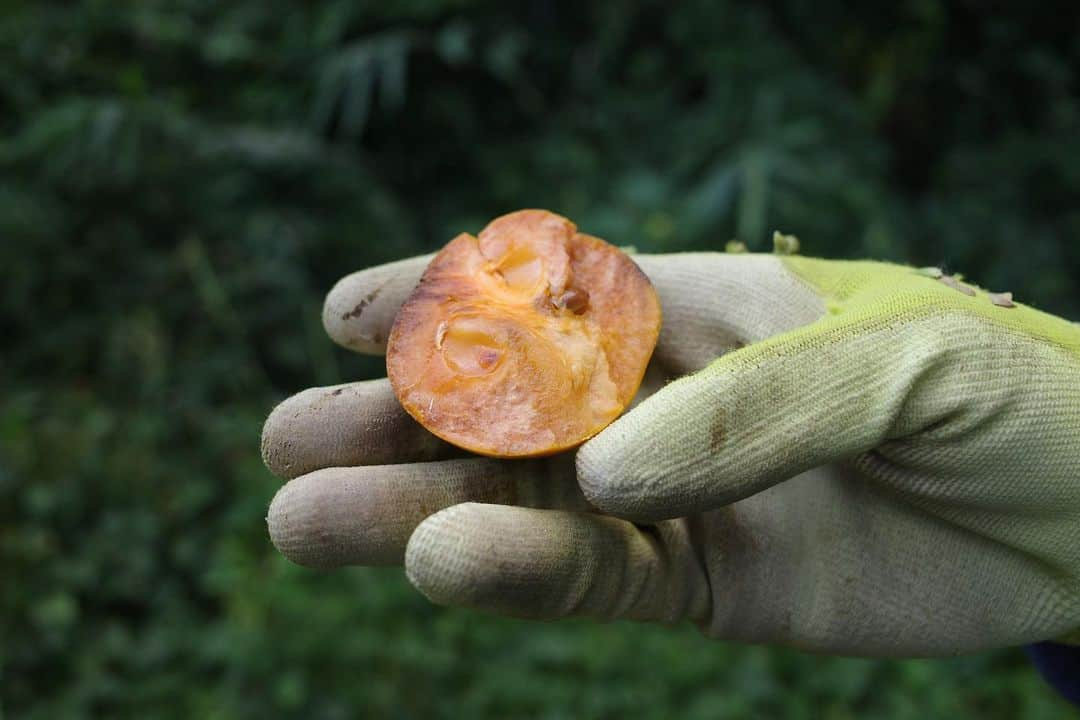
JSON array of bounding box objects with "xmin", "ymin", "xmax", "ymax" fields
[{"xmin": 386, "ymin": 209, "xmax": 661, "ymax": 458}]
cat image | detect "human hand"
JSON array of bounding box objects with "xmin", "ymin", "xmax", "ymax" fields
[{"xmin": 262, "ymin": 250, "xmax": 1080, "ymax": 656}]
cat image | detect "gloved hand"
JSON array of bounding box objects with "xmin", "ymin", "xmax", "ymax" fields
[{"xmin": 262, "ymin": 248, "xmax": 1080, "ymax": 657}]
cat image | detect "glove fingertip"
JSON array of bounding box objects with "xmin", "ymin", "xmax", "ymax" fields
[
  {"xmin": 267, "ymin": 479, "xmax": 338, "ymax": 569},
  {"xmin": 576, "ymin": 413, "xmax": 668, "ymax": 521},
  {"xmin": 405, "ymin": 503, "xmax": 491, "ymax": 607},
  {"xmin": 577, "ymin": 369, "xmax": 736, "ymax": 521},
  {"xmin": 321, "ymin": 255, "xmax": 432, "ymax": 355},
  {"xmin": 574, "ymin": 428, "xmax": 621, "ymax": 511},
  {"xmin": 321, "ymin": 274, "xmax": 389, "ymax": 355}
]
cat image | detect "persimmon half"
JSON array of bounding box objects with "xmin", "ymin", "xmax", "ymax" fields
[{"xmin": 386, "ymin": 209, "xmax": 662, "ymax": 458}]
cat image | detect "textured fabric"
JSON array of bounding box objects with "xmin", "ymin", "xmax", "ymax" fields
[
  {"xmin": 406, "ymin": 503, "xmax": 710, "ymax": 622},
  {"xmin": 322, "ymin": 253, "xmax": 434, "ymax": 354},
  {"xmin": 579, "ymin": 257, "xmax": 1080, "ymax": 653},
  {"xmin": 265, "ymin": 250, "xmax": 1080, "ymax": 658},
  {"xmin": 266, "ymin": 453, "xmax": 590, "ymax": 566},
  {"xmin": 261, "ymin": 379, "xmax": 457, "ymax": 478}
]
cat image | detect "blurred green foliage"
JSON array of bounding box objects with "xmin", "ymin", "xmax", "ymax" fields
[{"xmin": 2, "ymin": 1, "xmax": 1078, "ymax": 717}]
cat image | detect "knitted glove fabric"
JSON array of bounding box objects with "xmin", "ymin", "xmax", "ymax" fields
[{"xmin": 263, "ymin": 251, "xmax": 1080, "ymax": 657}]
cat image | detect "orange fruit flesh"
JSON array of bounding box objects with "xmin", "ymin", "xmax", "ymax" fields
[{"xmin": 386, "ymin": 209, "xmax": 662, "ymax": 458}]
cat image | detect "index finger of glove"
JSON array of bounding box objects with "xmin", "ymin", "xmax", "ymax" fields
[
  {"xmin": 323, "ymin": 252, "xmax": 824, "ymax": 363},
  {"xmin": 323, "ymin": 254, "xmax": 433, "ymax": 354}
]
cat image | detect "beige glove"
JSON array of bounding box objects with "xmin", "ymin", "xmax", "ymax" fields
[{"xmin": 262, "ymin": 250, "xmax": 1080, "ymax": 657}]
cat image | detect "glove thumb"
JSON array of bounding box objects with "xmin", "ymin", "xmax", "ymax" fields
[{"xmin": 577, "ymin": 311, "xmax": 946, "ymax": 521}]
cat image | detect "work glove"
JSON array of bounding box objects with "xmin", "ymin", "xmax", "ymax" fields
[{"xmin": 262, "ymin": 248, "xmax": 1080, "ymax": 657}]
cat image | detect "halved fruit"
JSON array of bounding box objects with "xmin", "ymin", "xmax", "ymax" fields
[{"xmin": 386, "ymin": 209, "xmax": 661, "ymax": 458}]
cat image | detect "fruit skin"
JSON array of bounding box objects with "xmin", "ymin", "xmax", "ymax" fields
[{"xmin": 386, "ymin": 209, "xmax": 662, "ymax": 458}]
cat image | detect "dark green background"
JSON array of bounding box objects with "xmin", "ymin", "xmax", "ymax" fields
[{"xmin": 3, "ymin": 1, "xmax": 1078, "ymax": 717}]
